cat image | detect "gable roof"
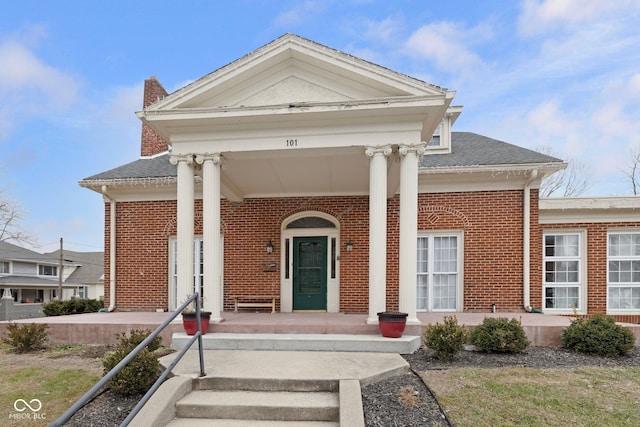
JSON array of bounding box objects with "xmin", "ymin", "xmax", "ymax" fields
[
  {"xmin": 0, "ymin": 241, "xmax": 60, "ymax": 264},
  {"xmin": 145, "ymin": 33, "xmax": 450, "ymax": 112},
  {"xmin": 136, "ymin": 34, "xmax": 454, "ymax": 148},
  {"xmin": 46, "ymin": 250, "xmax": 104, "ymax": 284}
]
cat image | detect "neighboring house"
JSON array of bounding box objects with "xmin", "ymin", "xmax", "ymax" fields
[
  {"xmin": 79, "ymin": 34, "xmax": 640, "ymax": 324},
  {"xmin": 46, "ymin": 250, "xmax": 105, "ymax": 301},
  {"xmin": 0, "ymin": 241, "xmax": 104, "ymax": 303}
]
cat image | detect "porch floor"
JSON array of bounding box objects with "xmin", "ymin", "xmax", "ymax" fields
[{"xmin": 0, "ymin": 310, "xmax": 617, "ymax": 347}]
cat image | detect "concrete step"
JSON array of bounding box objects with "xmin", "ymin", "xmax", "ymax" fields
[
  {"xmin": 175, "ymin": 390, "xmax": 339, "ymax": 422},
  {"xmin": 167, "ymin": 418, "xmax": 339, "ymax": 426},
  {"xmin": 171, "ymin": 332, "xmax": 421, "ymax": 353},
  {"xmin": 194, "ymin": 376, "xmax": 337, "ymax": 393}
]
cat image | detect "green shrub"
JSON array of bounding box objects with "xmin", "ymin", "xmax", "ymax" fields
[
  {"xmin": 102, "ymin": 329, "xmax": 161, "ymax": 396},
  {"xmin": 1, "ymin": 322, "xmax": 49, "ymax": 352},
  {"xmin": 470, "ymin": 317, "xmax": 530, "ymax": 353},
  {"xmin": 43, "ymin": 298, "xmax": 104, "ymax": 316},
  {"xmin": 114, "ymin": 329, "xmax": 162, "ymax": 353},
  {"xmin": 424, "ymin": 315, "xmax": 469, "ymax": 360},
  {"xmin": 561, "ymin": 313, "xmax": 635, "ymax": 357}
]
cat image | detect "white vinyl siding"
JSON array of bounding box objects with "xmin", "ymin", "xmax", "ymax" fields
[{"xmin": 608, "ymin": 232, "xmax": 640, "ymax": 312}]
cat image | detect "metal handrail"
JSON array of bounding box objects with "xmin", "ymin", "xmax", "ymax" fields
[{"xmin": 49, "ymin": 293, "xmax": 206, "ymax": 427}]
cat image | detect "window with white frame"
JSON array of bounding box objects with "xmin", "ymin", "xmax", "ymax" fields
[
  {"xmin": 427, "ymin": 123, "xmax": 441, "ymax": 147},
  {"xmin": 170, "ymin": 238, "xmax": 204, "ymax": 309},
  {"xmin": 417, "ymin": 233, "xmax": 461, "ymax": 311},
  {"xmin": 0, "ymin": 261, "xmax": 9, "ymax": 274},
  {"xmin": 38, "ymin": 264, "xmax": 58, "ymax": 277},
  {"xmin": 543, "ymin": 233, "xmax": 582, "ymax": 311},
  {"xmin": 607, "ymin": 232, "xmax": 640, "ymax": 311},
  {"xmin": 77, "ymin": 286, "xmax": 89, "ymax": 299}
]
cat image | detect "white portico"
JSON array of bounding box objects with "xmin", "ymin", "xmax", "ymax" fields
[{"xmin": 137, "ymin": 34, "xmax": 454, "ymax": 324}]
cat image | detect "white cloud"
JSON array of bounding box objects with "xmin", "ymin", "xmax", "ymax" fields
[
  {"xmin": 518, "ymin": 0, "xmax": 638, "ymax": 37},
  {"xmin": 404, "ymin": 21, "xmax": 491, "ymax": 76},
  {"xmin": 628, "ymin": 73, "xmax": 640, "ymax": 95},
  {"xmin": 0, "ymin": 36, "xmax": 80, "ymax": 141},
  {"xmin": 0, "ymin": 40, "xmax": 79, "ymax": 107},
  {"xmin": 363, "ymin": 15, "xmax": 403, "ymax": 45},
  {"xmin": 274, "ymin": 1, "xmax": 326, "ymax": 27}
]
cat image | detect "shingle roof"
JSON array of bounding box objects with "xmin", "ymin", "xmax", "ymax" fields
[
  {"xmin": 0, "ymin": 241, "xmax": 60, "ymax": 264},
  {"xmin": 420, "ymin": 132, "xmax": 562, "ymax": 168},
  {"xmin": 46, "ymin": 250, "xmax": 104, "ymax": 285},
  {"xmin": 80, "ymin": 132, "xmax": 563, "ymax": 183},
  {"xmin": 82, "ymin": 154, "xmax": 176, "ymax": 181}
]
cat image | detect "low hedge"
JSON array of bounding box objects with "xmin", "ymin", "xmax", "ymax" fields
[{"xmin": 42, "ymin": 298, "xmax": 104, "ymax": 316}]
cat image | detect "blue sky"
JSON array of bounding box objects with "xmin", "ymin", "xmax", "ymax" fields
[{"xmin": 1, "ymin": 0, "xmax": 639, "ymax": 252}]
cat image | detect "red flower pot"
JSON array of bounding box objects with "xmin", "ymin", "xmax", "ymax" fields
[
  {"xmin": 182, "ymin": 312, "xmax": 211, "ymax": 335},
  {"xmin": 377, "ymin": 312, "xmax": 408, "ymax": 338}
]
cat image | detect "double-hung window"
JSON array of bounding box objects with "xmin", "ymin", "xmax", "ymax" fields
[
  {"xmin": 170, "ymin": 238, "xmax": 204, "ymax": 310},
  {"xmin": 607, "ymin": 231, "xmax": 640, "ymax": 312},
  {"xmin": 38, "ymin": 264, "xmax": 58, "ymax": 277},
  {"xmin": 543, "ymin": 232, "xmax": 583, "ymax": 311},
  {"xmin": 417, "ymin": 233, "xmax": 462, "ymax": 312},
  {"xmin": 0, "ymin": 261, "xmax": 9, "ymax": 274}
]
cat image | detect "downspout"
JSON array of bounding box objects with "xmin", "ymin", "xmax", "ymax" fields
[
  {"xmin": 101, "ymin": 186, "xmax": 117, "ymax": 312},
  {"xmin": 523, "ymin": 170, "xmax": 538, "ymax": 312}
]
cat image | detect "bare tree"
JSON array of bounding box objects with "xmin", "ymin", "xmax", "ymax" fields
[
  {"xmin": 0, "ymin": 192, "xmax": 31, "ymax": 244},
  {"xmin": 537, "ymin": 146, "xmax": 590, "ymax": 198},
  {"xmin": 621, "ymin": 146, "xmax": 640, "ymax": 195}
]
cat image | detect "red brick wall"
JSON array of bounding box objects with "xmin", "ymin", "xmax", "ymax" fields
[
  {"xmin": 104, "ymin": 190, "xmax": 533, "ymax": 313},
  {"xmin": 104, "ymin": 188, "xmax": 638, "ymax": 322},
  {"xmin": 416, "ymin": 190, "xmax": 533, "ymax": 312},
  {"xmin": 221, "ymin": 196, "xmax": 371, "ymax": 312},
  {"xmin": 539, "ymin": 222, "xmax": 640, "ymax": 324},
  {"xmin": 105, "ymin": 196, "xmax": 374, "ymax": 312}
]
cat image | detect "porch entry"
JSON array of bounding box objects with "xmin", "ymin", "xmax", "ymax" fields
[
  {"xmin": 293, "ymin": 236, "xmax": 328, "ymax": 311},
  {"xmin": 281, "ymin": 212, "xmax": 339, "ymax": 313}
]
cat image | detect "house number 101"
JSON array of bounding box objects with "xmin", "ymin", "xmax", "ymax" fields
[{"xmin": 286, "ymin": 139, "xmax": 298, "ymax": 147}]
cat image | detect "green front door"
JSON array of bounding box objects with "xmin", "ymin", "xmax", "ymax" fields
[{"xmin": 293, "ymin": 236, "xmax": 327, "ymax": 311}]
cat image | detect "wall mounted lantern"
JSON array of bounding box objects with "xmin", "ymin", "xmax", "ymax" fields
[
  {"xmin": 345, "ymin": 240, "xmax": 353, "ymax": 252},
  {"xmin": 266, "ymin": 240, "xmax": 274, "ymax": 254}
]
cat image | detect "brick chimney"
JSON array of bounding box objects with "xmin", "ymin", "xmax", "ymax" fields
[{"xmin": 140, "ymin": 76, "xmax": 169, "ymax": 157}]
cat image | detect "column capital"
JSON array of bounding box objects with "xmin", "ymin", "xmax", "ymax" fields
[
  {"xmin": 365, "ymin": 145, "xmax": 393, "ymax": 158},
  {"xmin": 398, "ymin": 143, "xmax": 426, "ymax": 156},
  {"xmin": 169, "ymin": 154, "xmax": 194, "ymax": 165},
  {"xmin": 195, "ymin": 153, "xmax": 222, "ymax": 165}
]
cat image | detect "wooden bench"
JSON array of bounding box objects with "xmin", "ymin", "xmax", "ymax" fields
[{"xmin": 231, "ymin": 295, "xmax": 279, "ymax": 314}]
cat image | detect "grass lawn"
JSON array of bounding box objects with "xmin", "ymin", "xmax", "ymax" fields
[
  {"xmin": 423, "ymin": 366, "xmax": 640, "ymax": 427},
  {"xmin": 0, "ymin": 346, "xmax": 102, "ymax": 427}
]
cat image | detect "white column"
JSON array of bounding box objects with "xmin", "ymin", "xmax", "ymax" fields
[
  {"xmin": 398, "ymin": 143, "xmax": 426, "ymax": 325},
  {"xmin": 170, "ymin": 154, "xmax": 195, "ymax": 312},
  {"xmin": 195, "ymin": 153, "xmax": 223, "ymax": 323},
  {"xmin": 365, "ymin": 145, "xmax": 392, "ymax": 324}
]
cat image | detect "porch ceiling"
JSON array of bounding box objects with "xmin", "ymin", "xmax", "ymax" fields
[{"xmin": 214, "ymin": 145, "xmax": 400, "ymax": 201}]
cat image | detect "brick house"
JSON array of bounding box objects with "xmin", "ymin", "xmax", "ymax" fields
[{"xmin": 80, "ymin": 34, "xmax": 640, "ymax": 324}]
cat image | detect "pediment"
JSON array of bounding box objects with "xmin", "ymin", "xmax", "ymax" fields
[
  {"xmin": 147, "ymin": 34, "xmax": 448, "ymax": 112},
  {"xmin": 236, "ymin": 75, "xmax": 350, "ymax": 106}
]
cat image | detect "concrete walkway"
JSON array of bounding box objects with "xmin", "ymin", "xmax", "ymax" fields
[{"xmin": 161, "ymin": 349, "xmax": 409, "ymax": 385}]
